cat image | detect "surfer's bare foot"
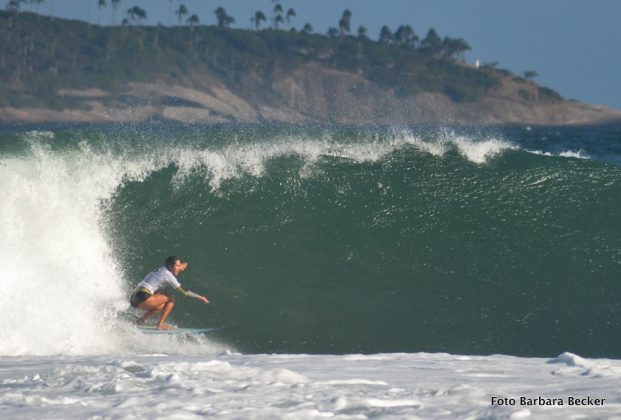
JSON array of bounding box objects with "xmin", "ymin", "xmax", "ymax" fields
[{"xmin": 157, "ymin": 324, "xmax": 175, "ymax": 330}]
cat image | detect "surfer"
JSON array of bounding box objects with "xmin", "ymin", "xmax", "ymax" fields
[{"xmin": 129, "ymin": 256, "xmax": 209, "ymax": 330}]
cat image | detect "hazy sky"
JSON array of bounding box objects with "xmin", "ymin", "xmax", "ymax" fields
[{"xmin": 19, "ymin": 0, "xmax": 621, "ymax": 110}]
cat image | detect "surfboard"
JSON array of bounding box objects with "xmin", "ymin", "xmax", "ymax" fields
[{"xmin": 137, "ymin": 326, "xmax": 219, "ymax": 335}]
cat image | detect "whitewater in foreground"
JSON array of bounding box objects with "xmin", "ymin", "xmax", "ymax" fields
[{"xmin": 1, "ymin": 349, "xmax": 620, "ymax": 418}]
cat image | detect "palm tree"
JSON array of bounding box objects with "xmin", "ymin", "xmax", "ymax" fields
[
  {"xmin": 251, "ymin": 10, "xmax": 266, "ymax": 30},
  {"xmin": 126, "ymin": 5, "xmax": 146, "ymax": 24},
  {"xmin": 286, "ymin": 8, "xmax": 296, "ymax": 25},
  {"xmin": 394, "ymin": 25, "xmax": 418, "ymax": 48},
  {"xmin": 273, "ymin": 13, "xmax": 284, "ymax": 29},
  {"xmin": 301, "ymin": 23, "xmax": 313, "ymax": 34},
  {"xmin": 225, "ymin": 15, "xmax": 235, "ymax": 27},
  {"xmin": 327, "ymin": 27, "xmax": 339, "ymax": 37},
  {"xmin": 421, "ymin": 28, "xmax": 442, "ymax": 56},
  {"xmin": 339, "ymin": 9, "xmax": 352, "ymax": 37},
  {"xmin": 136, "ymin": 5, "xmax": 147, "ymax": 23},
  {"xmin": 111, "ymin": 0, "xmax": 121, "ymax": 25},
  {"xmin": 379, "ymin": 25, "xmax": 393, "ymax": 44},
  {"xmin": 441, "ymin": 37, "xmax": 470, "ymax": 60},
  {"xmin": 357, "ymin": 25, "xmax": 367, "ymax": 39},
  {"xmin": 523, "ymin": 70, "xmax": 538, "ymax": 81},
  {"xmin": 187, "ymin": 14, "xmax": 199, "ymax": 26},
  {"xmin": 175, "ymin": 4, "xmax": 188, "ymax": 25},
  {"xmin": 214, "ymin": 7, "xmax": 234, "ymax": 28},
  {"xmin": 272, "ymin": 3, "xmax": 283, "ymax": 29},
  {"xmin": 187, "ymin": 14, "xmax": 199, "ymax": 30}
]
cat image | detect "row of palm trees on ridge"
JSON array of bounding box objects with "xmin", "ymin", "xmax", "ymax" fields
[{"xmin": 5, "ymin": 0, "xmax": 473, "ymax": 60}]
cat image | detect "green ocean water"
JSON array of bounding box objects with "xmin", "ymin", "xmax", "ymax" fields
[{"xmin": 2, "ymin": 124, "xmax": 621, "ymax": 356}]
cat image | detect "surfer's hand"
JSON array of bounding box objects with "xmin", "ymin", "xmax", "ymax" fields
[{"xmin": 198, "ymin": 296, "xmax": 209, "ymax": 304}]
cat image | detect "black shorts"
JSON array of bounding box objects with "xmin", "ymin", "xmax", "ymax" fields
[{"xmin": 130, "ymin": 291, "xmax": 152, "ymax": 308}]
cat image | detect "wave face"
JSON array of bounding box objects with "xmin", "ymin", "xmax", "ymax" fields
[{"xmin": 1, "ymin": 124, "xmax": 620, "ymax": 357}]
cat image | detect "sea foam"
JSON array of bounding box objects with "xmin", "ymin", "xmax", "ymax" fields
[{"xmin": 0, "ymin": 352, "xmax": 618, "ymax": 418}]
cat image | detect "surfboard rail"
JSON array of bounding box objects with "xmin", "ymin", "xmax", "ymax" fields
[{"xmin": 137, "ymin": 326, "xmax": 220, "ymax": 335}]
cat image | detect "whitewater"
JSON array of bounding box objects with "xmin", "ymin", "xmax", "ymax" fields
[
  {"xmin": 1, "ymin": 125, "xmax": 620, "ymax": 418},
  {"xmin": 2, "ymin": 352, "xmax": 620, "ymax": 418}
]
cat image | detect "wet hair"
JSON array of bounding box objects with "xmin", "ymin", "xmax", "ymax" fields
[{"xmin": 165, "ymin": 256, "xmax": 181, "ymax": 268}]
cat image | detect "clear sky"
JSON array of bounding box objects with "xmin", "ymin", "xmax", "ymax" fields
[{"xmin": 17, "ymin": 0, "xmax": 621, "ymax": 110}]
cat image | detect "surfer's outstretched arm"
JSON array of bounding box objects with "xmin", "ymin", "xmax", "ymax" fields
[{"xmin": 176, "ymin": 286, "xmax": 210, "ymax": 304}]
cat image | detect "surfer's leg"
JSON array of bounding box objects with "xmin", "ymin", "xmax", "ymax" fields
[
  {"xmin": 141, "ymin": 304, "xmax": 165, "ymax": 321},
  {"xmin": 137, "ymin": 294, "xmax": 174, "ymax": 323},
  {"xmin": 157, "ymin": 300, "xmax": 175, "ymax": 330}
]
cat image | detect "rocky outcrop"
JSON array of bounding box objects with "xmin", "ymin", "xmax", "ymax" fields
[{"xmin": 1, "ymin": 62, "xmax": 620, "ymax": 126}]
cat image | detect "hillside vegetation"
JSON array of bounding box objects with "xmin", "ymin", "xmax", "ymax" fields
[{"xmin": 0, "ymin": 10, "xmax": 562, "ymax": 111}]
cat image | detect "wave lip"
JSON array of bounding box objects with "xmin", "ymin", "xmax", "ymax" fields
[
  {"xmin": 448, "ymin": 135, "xmax": 517, "ymax": 164},
  {"xmin": 171, "ymin": 128, "xmax": 520, "ymax": 189}
]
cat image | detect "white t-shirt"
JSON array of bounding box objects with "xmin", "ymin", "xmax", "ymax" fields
[{"xmin": 137, "ymin": 266, "xmax": 181, "ymax": 293}]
